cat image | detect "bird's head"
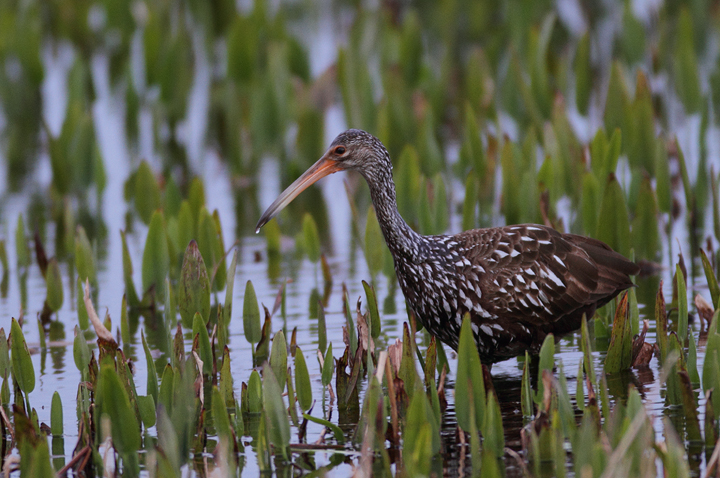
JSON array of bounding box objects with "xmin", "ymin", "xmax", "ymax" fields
[{"xmin": 255, "ymin": 129, "xmax": 388, "ymax": 232}]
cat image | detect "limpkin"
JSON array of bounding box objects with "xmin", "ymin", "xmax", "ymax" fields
[{"xmin": 256, "ymin": 129, "xmax": 639, "ymax": 364}]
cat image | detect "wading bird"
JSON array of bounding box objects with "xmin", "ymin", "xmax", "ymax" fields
[{"xmin": 256, "ymin": 129, "xmax": 639, "ymax": 364}]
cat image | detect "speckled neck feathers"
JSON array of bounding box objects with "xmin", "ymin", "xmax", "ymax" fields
[{"xmin": 344, "ymin": 131, "xmax": 423, "ymax": 261}]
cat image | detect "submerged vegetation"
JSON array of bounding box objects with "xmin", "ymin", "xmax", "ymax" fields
[{"xmin": 0, "ymin": 0, "xmax": 720, "ymax": 476}]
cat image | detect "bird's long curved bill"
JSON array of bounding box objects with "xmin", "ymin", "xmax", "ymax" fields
[{"xmin": 255, "ymin": 156, "xmax": 341, "ymax": 233}]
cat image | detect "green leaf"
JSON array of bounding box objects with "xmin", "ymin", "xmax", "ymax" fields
[
  {"xmin": 462, "ymin": 171, "xmax": 477, "ymax": 231},
  {"xmin": 120, "ymin": 230, "xmax": 140, "ymax": 307},
  {"xmin": 134, "ymin": 160, "xmax": 161, "ymax": 225},
  {"xmin": 243, "ymin": 281, "xmax": 261, "ymax": 344},
  {"xmin": 0, "ymin": 328, "xmax": 8, "ymax": 379},
  {"xmin": 10, "ymin": 318, "xmax": 34, "ymax": 394},
  {"xmin": 581, "ymin": 172, "xmax": 601, "ymax": 236},
  {"xmin": 73, "ymin": 326, "xmax": 90, "ymax": 379},
  {"xmin": 15, "ymin": 214, "xmax": 30, "ymax": 269},
  {"xmin": 75, "ymin": 226, "xmax": 96, "ymax": 286},
  {"xmin": 264, "ymin": 219, "xmax": 281, "ymax": 256},
  {"xmin": 674, "ymin": 8, "xmax": 702, "ymax": 113},
  {"xmin": 141, "ymin": 330, "xmax": 158, "ymax": 403},
  {"xmin": 223, "ymin": 249, "xmax": 238, "ymax": 327},
  {"xmin": 303, "ymin": 413, "xmax": 345, "ymax": 444},
  {"xmin": 219, "ymin": 347, "xmax": 234, "ymax": 407},
  {"xmin": 521, "ymin": 352, "xmax": 533, "ymax": 418},
  {"xmin": 483, "ymin": 392, "xmax": 505, "ymax": 458},
  {"xmin": 192, "ymin": 313, "xmax": 213, "ymax": 375},
  {"xmin": 405, "ymin": 384, "xmax": 441, "ymax": 458},
  {"xmin": 137, "ymin": 394, "xmax": 156, "ymax": 428},
  {"xmin": 302, "ymin": 213, "xmax": 321, "ymax": 263},
  {"xmin": 676, "ymin": 143, "xmax": 694, "ymax": 221},
  {"xmin": 362, "ymin": 281, "xmax": 381, "ymax": 339},
  {"xmin": 535, "ymin": 334, "xmax": 555, "ymax": 402},
  {"xmin": 0, "ymin": 239, "xmax": 8, "ymax": 274},
  {"xmin": 212, "ymin": 386, "xmax": 232, "ymax": 441},
  {"xmin": 321, "ymin": 343, "xmax": 333, "ymax": 387},
  {"xmin": 574, "ymin": 32, "xmax": 591, "ymax": 115},
  {"xmin": 177, "ymin": 240, "xmax": 211, "ymax": 327},
  {"xmin": 294, "ymin": 347, "xmax": 312, "ymax": 412},
  {"xmin": 45, "ymin": 258, "xmax": 63, "ymax": 312},
  {"xmin": 247, "ymin": 370, "xmax": 262, "ymax": 414},
  {"xmin": 605, "ymin": 292, "xmax": 632, "ymax": 374},
  {"xmin": 580, "ymin": 316, "xmax": 596, "ymax": 386},
  {"xmin": 76, "ymin": 276, "xmax": 89, "ymax": 330},
  {"xmin": 631, "ymin": 177, "xmax": 660, "ymax": 261},
  {"xmin": 96, "ymin": 363, "xmax": 141, "ymax": 454},
  {"xmin": 270, "ymin": 330, "xmax": 287, "ymax": 391},
  {"xmin": 701, "ymin": 249, "xmax": 720, "ymax": 310},
  {"xmin": 364, "ymin": 206, "xmax": 384, "ymax": 278},
  {"xmin": 262, "ymin": 365, "xmax": 290, "ymax": 458},
  {"xmin": 142, "ymin": 211, "xmax": 170, "ymax": 301},
  {"xmin": 317, "ymin": 300, "xmax": 327, "ymax": 355},
  {"xmin": 603, "ymin": 62, "xmax": 629, "ymax": 137},
  {"xmin": 51, "ymin": 391, "xmax": 63, "ymax": 436},
  {"xmin": 455, "ymin": 315, "xmax": 485, "ymax": 432},
  {"xmin": 676, "ymin": 264, "xmax": 688, "ymax": 344},
  {"xmin": 596, "ymin": 174, "xmax": 631, "ymax": 257},
  {"xmin": 395, "ymin": 145, "xmax": 422, "ymax": 222}
]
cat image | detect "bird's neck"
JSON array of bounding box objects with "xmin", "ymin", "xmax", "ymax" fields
[{"xmin": 362, "ymin": 167, "xmax": 423, "ymax": 260}]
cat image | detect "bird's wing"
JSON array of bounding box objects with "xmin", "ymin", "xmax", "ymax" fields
[{"xmin": 451, "ymin": 224, "xmax": 637, "ymax": 329}]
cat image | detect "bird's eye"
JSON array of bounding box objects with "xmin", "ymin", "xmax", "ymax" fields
[{"xmin": 334, "ymin": 146, "xmax": 346, "ymax": 155}]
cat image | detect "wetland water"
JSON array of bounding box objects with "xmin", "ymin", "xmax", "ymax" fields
[{"xmin": 0, "ymin": 1, "xmax": 719, "ymax": 477}]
